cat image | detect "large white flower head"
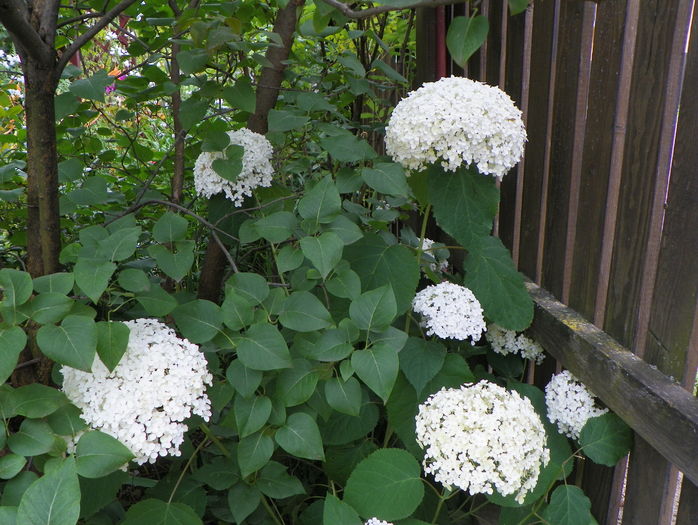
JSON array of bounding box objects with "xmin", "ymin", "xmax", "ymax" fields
[
  {"xmin": 61, "ymin": 318, "xmax": 213, "ymax": 464},
  {"xmin": 194, "ymin": 128, "xmax": 274, "ymax": 206},
  {"xmin": 486, "ymin": 324, "xmax": 545, "ymax": 364},
  {"xmin": 415, "ymin": 381, "xmax": 549, "ymax": 504},
  {"xmin": 412, "ymin": 282, "xmax": 485, "ymax": 342},
  {"xmin": 364, "ymin": 519, "xmax": 393, "ymax": 525},
  {"xmin": 385, "ymin": 76, "xmax": 526, "ymax": 177},
  {"xmin": 544, "ymin": 370, "xmax": 608, "ymax": 440}
]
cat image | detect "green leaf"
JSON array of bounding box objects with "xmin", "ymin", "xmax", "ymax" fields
[
  {"xmin": 95, "ymin": 321, "xmax": 129, "ymax": 371},
  {"xmin": 385, "ymin": 373, "xmax": 421, "ymax": 457},
  {"xmin": 76, "ymin": 431, "xmax": 134, "ymax": 478},
  {"xmin": 237, "ymin": 323, "xmax": 292, "ymax": 370},
  {"xmin": 276, "ymin": 359, "xmax": 319, "ymax": 406},
  {"xmin": 349, "ymin": 285, "xmax": 397, "ymax": 332},
  {"xmin": 227, "ymin": 483, "xmax": 260, "ymax": 523},
  {"xmin": 254, "ymin": 211, "xmax": 298, "ymax": 243},
  {"xmin": 225, "ymin": 272, "xmax": 270, "ymax": 304},
  {"xmin": 326, "ymin": 215, "xmax": 363, "ymax": 245},
  {"xmin": 176, "ymin": 48, "xmax": 209, "ymax": 74},
  {"xmin": 268, "ymin": 109, "xmax": 309, "ymax": 132},
  {"xmin": 508, "ymin": 0, "xmax": 530, "ymax": 15},
  {"xmin": 326, "ymin": 267, "xmax": 362, "ymax": 300},
  {"xmin": 171, "ymin": 300, "xmax": 222, "ymax": 343},
  {"xmin": 344, "ymin": 233, "xmax": 419, "ymax": 315},
  {"xmin": 17, "ymin": 457, "xmax": 80, "ymax": 525},
  {"xmin": 323, "ymin": 494, "xmax": 361, "ymax": 525},
  {"xmin": 300, "ymin": 232, "xmax": 344, "ymax": 279},
  {"xmin": 193, "ymin": 461, "xmax": 239, "ymax": 491},
  {"xmin": 212, "ymin": 145, "xmax": 244, "ymax": 182},
  {"xmin": 541, "ymin": 486, "xmax": 592, "ymax": 525},
  {"xmin": 122, "ymin": 499, "xmax": 203, "ymax": 525},
  {"xmin": 0, "ymin": 269, "xmax": 32, "ymax": 309},
  {"xmin": 279, "ymin": 291, "xmax": 333, "ymax": 332},
  {"xmin": 318, "ymin": 127, "xmax": 376, "ymax": 163},
  {"xmin": 148, "ymin": 241, "xmax": 195, "ymax": 282},
  {"xmin": 298, "ymin": 176, "xmax": 342, "ymax": 225},
  {"xmin": 428, "ymin": 164, "xmax": 499, "ymax": 249},
  {"xmin": 579, "ymin": 413, "xmax": 633, "ymax": 466},
  {"xmin": 238, "ymin": 432, "xmax": 274, "ymax": 478},
  {"xmin": 446, "ymin": 15, "xmax": 489, "ymax": 68},
  {"xmin": 277, "ymin": 245, "xmax": 305, "ymax": 273},
  {"xmin": 234, "ymin": 395, "xmax": 272, "ymax": 438},
  {"xmin": 423, "ymin": 353, "xmax": 475, "ymax": 397},
  {"xmin": 79, "ymin": 470, "xmax": 127, "ymax": 520},
  {"xmin": 361, "ymin": 163, "xmax": 411, "ymax": 198},
  {"xmin": 399, "ymin": 338, "xmax": 446, "ymax": 398},
  {"xmin": 98, "ymin": 227, "xmax": 141, "ymax": 262},
  {"xmin": 69, "ymin": 70, "xmax": 112, "ymax": 102},
  {"xmin": 256, "ymin": 461, "xmax": 305, "ymax": 499},
  {"xmin": 67, "ymin": 176, "xmax": 113, "ymax": 206},
  {"xmin": 135, "ymin": 286, "xmax": 177, "ymax": 316},
  {"xmin": 26, "ymin": 293, "xmax": 73, "ymax": 324},
  {"xmin": 226, "ymin": 360, "xmax": 262, "ymax": 398},
  {"xmin": 118, "ymin": 269, "xmax": 150, "ymax": 293},
  {"xmin": 0, "ymin": 327, "xmax": 26, "ymax": 384},
  {"xmin": 0, "ymin": 506, "xmax": 17, "ymax": 525},
  {"xmin": 463, "ymin": 236, "xmax": 533, "ymax": 331},
  {"xmin": 33, "ymin": 273, "xmax": 74, "ymax": 295},
  {"xmin": 337, "ymin": 53, "xmax": 366, "ymax": 76},
  {"xmin": 325, "ymin": 377, "xmax": 362, "ymax": 417},
  {"xmin": 153, "ymin": 212, "xmax": 189, "ymax": 243},
  {"xmin": 0, "ymin": 454, "xmax": 26, "ymax": 480},
  {"xmin": 221, "ymin": 294, "xmax": 255, "ymax": 331},
  {"xmin": 74, "ymin": 258, "xmax": 116, "ymax": 304},
  {"xmin": 46, "ymin": 404, "xmax": 86, "ymax": 436},
  {"xmin": 55, "ymin": 92, "xmax": 80, "ymax": 121},
  {"xmin": 275, "ymin": 412, "xmax": 325, "ymax": 461},
  {"xmin": 222, "ymin": 77, "xmax": 256, "ymax": 113},
  {"xmin": 179, "ymin": 97, "xmax": 208, "ymax": 130},
  {"xmin": 320, "ymin": 391, "xmax": 379, "ymax": 446},
  {"xmin": 1, "ymin": 471, "xmax": 37, "ymax": 506},
  {"xmin": 7, "ymin": 419, "xmax": 56, "ymax": 457},
  {"xmin": 351, "ymin": 344, "xmax": 399, "ymax": 403},
  {"xmin": 36, "ymin": 315, "xmax": 97, "ymax": 371},
  {"xmin": 344, "ymin": 448, "xmax": 424, "ymax": 521},
  {"xmin": 12, "ymin": 384, "xmax": 68, "ymax": 418}
]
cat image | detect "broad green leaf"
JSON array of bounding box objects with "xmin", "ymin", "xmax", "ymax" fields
[
  {"xmin": 509, "ymin": 0, "xmax": 530, "ymax": 15},
  {"xmin": 179, "ymin": 97, "xmax": 208, "ymax": 130},
  {"xmin": 446, "ymin": 15, "xmax": 489, "ymax": 68},
  {"xmin": 256, "ymin": 461, "xmax": 305, "ymax": 499},
  {"xmin": 1, "ymin": 471, "xmax": 37, "ymax": 506},
  {"xmin": 55, "ymin": 92, "xmax": 80, "ymax": 121},
  {"xmin": 253, "ymin": 211, "xmax": 298, "ymax": 243},
  {"xmin": 326, "ymin": 215, "xmax": 363, "ymax": 245},
  {"xmin": 97, "ymin": 227, "xmax": 141, "ymax": 262},
  {"xmin": 323, "ymin": 494, "xmax": 361, "ymax": 525},
  {"xmin": 300, "ymin": 232, "xmax": 344, "ymax": 279},
  {"xmin": 344, "ymin": 448, "xmax": 424, "ymax": 521},
  {"xmin": 268, "ymin": 109, "xmax": 309, "ymax": 132},
  {"xmin": 361, "ymin": 163, "xmax": 411, "ymax": 198},
  {"xmin": 153, "ymin": 212, "xmax": 188, "ymax": 243},
  {"xmin": 36, "ymin": 315, "xmax": 97, "ymax": 371},
  {"xmin": 27, "ymin": 293, "xmax": 73, "ymax": 324},
  {"xmin": 320, "ymin": 391, "xmax": 379, "ymax": 446},
  {"xmin": 17, "ymin": 457, "xmax": 80, "ymax": 525},
  {"xmin": 276, "ymin": 359, "xmax": 319, "ymax": 406},
  {"xmin": 122, "ymin": 499, "xmax": 203, "ymax": 525},
  {"xmin": 295, "ymin": 330, "xmax": 353, "ymax": 362},
  {"xmin": 221, "ymin": 294, "xmax": 255, "ymax": 331},
  {"xmin": 225, "ymin": 272, "xmax": 270, "ymax": 304},
  {"xmin": 79, "ymin": 470, "xmax": 127, "ymax": 520},
  {"xmin": 370, "ymin": 326, "xmax": 407, "ymax": 352},
  {"xmin": 238, "ymin": 432, "xmax": 274, "ymax": 478},
  {"xmin": 423, "ymin": 353, "xmax": 475, "ymax": 398},
  {"xmin": 371, "ymin": 58, "xmax": 408, "ymax": 83},
  {"xmin": 351, "ymin": 344, "xmax": 399, "ymax": 403},
  {"xmin": 148, "ymin": 241, "xmax": 195, "ymax": 282},
  {"xmin": 74, "ymin": 258, "xmax": 116, "ymax": 304},
  {"xmin": 135, "ymin": 286, "xmax": 177, "ymax": 316},
  {"xmin": 277, "ymin": 245, "xmax": 304, "ymax": 273},
  {"xmin": 344, "ymin": 233, "xmax": 419, "ymax": 314},
  {"xmin": 176, "ymin": 48, "xmax": 209, "ymax": 74},
  {"xmin": 318, "ymin": 127, "xmax": 376, "ymax": 163},
  {"xmin": 463, "ymin": 236, "xmax": 533, "ymax": 330},
  {"xmin": 326, "ymin": 267, "xmax": 362, "ymax": 300},
  {"xmin": 234, "ymin": 395, "xmax": 272, "ymax": 438},
  {"xmin": 33, "ymin": 273, "xmax": 74, "ymax": 295},
  {"xmin": 227, "ymin": 483, "xmax": 260, "ymax": 523},
  {"xmin": 7, "ymin": 419, "xmax": 56, "ymax": 457},
  {"xmin": 117, "ymin": 269, "xmax": 150, "ymax": 293},
  {"xmin": 398, "ymin": 338, "xmax": 446, "ymax": 398},
  {"xmin": 237, "ymin": 323, "xmax": 292, "ymax": 371},
  {"xmin": 579, "ymin": 413, "xmax": 633, "ymax": 466},
  {"xmin": 0, "ymin": 269, "xmax": 32, "ymax": 309},
  {"xmin": 171, "ymin": 300, "xmax": 222, "ymax": 343},
  {"xmin": 386, "ymin": 373, "xmax": 421, "ymax": 457},
  {"xmin": 76, "ymin": 431, "xmax": 134, "ymax": 478},
  {"xmin": 46, "ymin": 404, "xmax": 87, "ymax": 436},
  {"xmin": 226, "ymin": 360, "xmax": 262, "ymax": 398},
  {"xmin": 279, "ymin": 291, "xmax": 333, "ymax": 332},
  {"xmin": 69, "ymin": 70, "xmax": 112, "ymax": 101},
  {"xmin": 540, "ymin": 486, "xmax": 592, "ymax": 525},
  {"xmin": 193, "ymin": 461, "xmax": 239, "ymax": 491},
  {"xmin": 95, "ymin": 321, "xmax": 129, "ymax": 371},
  {"xmin": 67, "ymin": 176, "xmax": 113, "ymax": 206},
  {"xmin": 0, "ymin": 454, "xmax": 26, "ymax": 479},
  {"xmin": 325, "ymin": 377, "xmax": 362, "ymax": 417},
  {"xmin": 222, "ymin": 77, "xmax": 256, "ymax": 113},
  {"xmin": 337, "ymin": 53, "xmax": 366, "ymax": 76},
  {"xmin": 12, "ymin": 384, "xmax": 68, "ymax": 418},
  {"xmin": 0, "ymin": 327, "xmax": 26, "ymax": 384},
  {"xmin": 499, "ymin": 506, "xmax": 538, "ymax": 525},
  {"xmin": 212, "ymin": 145, "xmax": 244, "ymax": 182},
  {"xmin": 349, "ymin": 285, "xmax": 397, "ymax": 332},
  {"xmin": 275, "ymin": 412, "xmax": 325, "ymax": 460},
  {"xmin": 428, "ymin": 164, "xmax": 499, "ymax": 249},
  {"xmin": 298, "ymin": 175, "xmax": 342, "ymax": 225}
]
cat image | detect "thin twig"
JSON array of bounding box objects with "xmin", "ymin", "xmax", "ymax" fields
[{"xmin": 319, "ymin": 0, "xmax": 467, "ymax": 19}]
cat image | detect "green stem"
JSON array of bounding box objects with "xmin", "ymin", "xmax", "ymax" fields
[
  {"xmin": 431, "ymin": 486, "xmax": 446, "ymax": 524},
  {"xmin": 405, "ymin": 203, "xmax": 432, "ymax": 334},
  {"xmin": 168, "ymin": 438, "xmax": 206, "ymax": 504},
  {"xmin": 199, "ymin": 423, "xmax": 231, "ymax": 458},
  {"xmin": 261, "ymin": 494, "xmax": 285, "ymax": 525}
]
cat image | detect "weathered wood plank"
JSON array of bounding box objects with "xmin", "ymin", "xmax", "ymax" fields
[
  {"xmin": 415, "ymin": 8, "xmax": 438, "ymax": 86},
  {"xmin": 676, "ymin": 479, "xmax": 698, "ymax": 525},
  {"xmin": 526, "ymin": 281, "xmax": 698, "ymax": 485}
]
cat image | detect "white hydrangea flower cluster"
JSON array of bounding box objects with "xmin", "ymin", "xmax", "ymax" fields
[
  {"xmin": 61, "ymin": 318, "xmax": 213, "ymax": 464},
  {"xmin": 385, "ymin": 76, "xmax": 526, "ymax": 178},
  {"xmin": 486, "ymin": 324, "xmax": 545, "ymax": 364},
  {"xmin": 194, "ymin": 128, "xmax": 274, "ymax": 206},
  {"xmin": 415, "ymin": 382, "xmax": 550, "ymax": 504},
  {"xmin": 412, "ymin": 282, "xmax": 485, "ymax": 342},
  {"xmin": 364, "ymin": 519, "xmax": 393, "ymax": 525},
  {"xmin": 421, "ymin": 238, "xmax": 449, "ymax": 273},
  {"xmin": 544, "ymin": 370, "xmax": 608, "ymax": 440}
]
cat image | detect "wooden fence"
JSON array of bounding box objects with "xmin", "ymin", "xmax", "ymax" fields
[{"xmin": 416, "ymin": 1, "xmax": 698, "ymax": 524}]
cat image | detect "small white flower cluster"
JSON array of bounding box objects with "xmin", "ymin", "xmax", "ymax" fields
[
  {"xmin": 194, "ymin": 128, "xmax": 274, "ymax": 206},
  {"xmin": 486, "ymin": 324, "xmax": 545, "ymax": 364},
  {"xmin": 364, "ymin": 519, "xmax": 393, "ymax": 525},
  {"xmin": 545, "ymin": 370, "xmax": 608, "ymax": 440},
  {"xmin": 412, "ymin": 282, "xmax": 485, "ymax": 342},
  {"xmin": 421, "ymin": 238, "xmax": 449, "ymax": 273},
  {"xmin": 62, "ymin": 318, "xmax": 213, "ymax": 464},
  {"xmin": 385, "ymin": 76, "xmax": 526, "ymax": 178},
  {"xmin": 415, "ymin": 382, "xmax": 550, "ymax": 504}
]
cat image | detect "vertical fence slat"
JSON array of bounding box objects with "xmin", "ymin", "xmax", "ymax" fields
[{"xmin": 677, "ymin": 479, "xmax": 698, "ymax": 525}]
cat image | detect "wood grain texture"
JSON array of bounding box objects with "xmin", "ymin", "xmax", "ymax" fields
[{"xmin": 676, "ymin": 479, "xmax": 698, "ymax": 525}]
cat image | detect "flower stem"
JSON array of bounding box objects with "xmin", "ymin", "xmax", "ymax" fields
[
  {"xmin": 261, "ymin": 494, "xmax": 285, "ymax": 525},
  {"xmin": 168, "ymin": 438, "xmax": 206, "ymax": 504},
  {"xmin": 431, "ymin": 486, "xmax": 447, "ymax": 523},
  {"xmin": 406, "ymin": 203, "xmax": 432, "ymax": 334},
  {"xmin": 199, "ymin": 423, "xmax": 231, "ymax": 458}
]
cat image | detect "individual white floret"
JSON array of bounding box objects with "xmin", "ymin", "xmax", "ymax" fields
[
  {"xmin": 61, "ymin": 318, "xmax": 213, "ymax": 464},
  {"xmin": 415, "ymin": 381, "xmax": 549, "ymax": 504},
  {"xmin": 194, "ymin": 127, "xmax": 274, "ymax": 206},
  {"xmin": 486, "ymin": 324, "xmax": 545, "ymax": 364},
  {"xmin": 364, "ymin": 519, "xmax": 393, "ymax": 525},
  {"xmin": 412, "ymin": 282, "xmax": 485, "ymax": 342},
  {"xmin": 385, "ymin": 76, "xmax": 526, "ymax": 178},
  {"xmin": 545, "ymin": 370, "xmax": 608, "ymax": 440}
]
